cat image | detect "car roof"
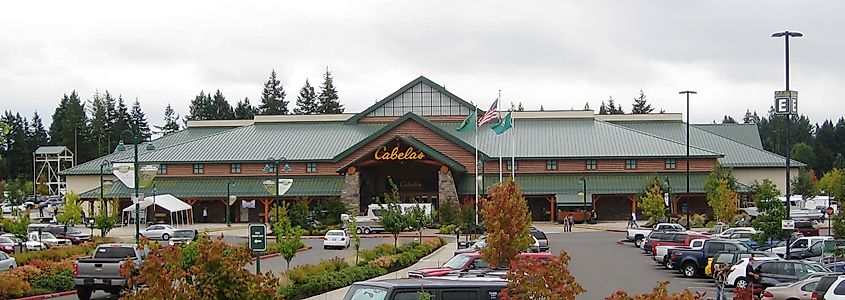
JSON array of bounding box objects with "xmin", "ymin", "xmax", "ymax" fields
[{"xmin": 354, "ymin": 277, "xmax": 508, "ymax": 289}]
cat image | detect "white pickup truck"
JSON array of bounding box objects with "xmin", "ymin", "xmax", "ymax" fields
[
  {"xmin": 653, "ymin": 238, "xmax": 707, "ymax": 269},
  {"xmin": 342, "ymin": 203, "xmax": 433, "ymax": 234},
  {"xmin": 28, "ymin": 231, "xmax": 70, "ymax": 248},
  {"xmin": 626, "ymin": 223, "xmax": 687, "ymax": 248},
  {"xmin": 767, "ymin": 236, "xmax": 834, "ymax": 258}
]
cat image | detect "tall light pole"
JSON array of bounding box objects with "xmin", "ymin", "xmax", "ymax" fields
[
  {"xmin": 664, "ymin": 177, "xmax": 671, "ymax": 223},
  {"xmin": 772, "ymin": 30, "xmax": 802, "ymax": 258},
  {"xmin": 579, "ymin": 176, "xmax": 587, "ymax": 224},
  {"xmin": 679, "ymin": 91, "xmax": 696, "ymax": 229},
  {"xmin": 99, "ymin": 160, "xmax": 112, "ymax": 214},
  {"xmin": 226, "ymin": 180, "xmax": 235, "ymax": 227},
  {"xmin": 151, "ymin": 184, "xmax": 157, "ymax": 224},
  {"xmin": 264, "ymin": 157, "xmax": 288, "ymax": 224},
  {"xmin": 116, "ymin": 130, "xmax": 155, "ymax": 243}
]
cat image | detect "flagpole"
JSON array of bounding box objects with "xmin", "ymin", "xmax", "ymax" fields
[
  {"xmin": 474, "ymin": 105, "xmax": 479, "ymax": 226},
  {"xmin": 511, "ymin": 106, "xmax": 515, "ymax": 180},
  {"xmin": 498, "ymin": 90, "xmax": 503, "ymax": 183}
]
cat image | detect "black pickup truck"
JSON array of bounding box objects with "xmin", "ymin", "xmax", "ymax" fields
[{"xmin": 668, "ymin": 239, "xmax": 750, "ymax": 278}]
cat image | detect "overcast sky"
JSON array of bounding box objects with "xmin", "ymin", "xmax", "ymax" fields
[{"xmin": 1, "ymin": 1, "xmax": 843, "ymax": 129}]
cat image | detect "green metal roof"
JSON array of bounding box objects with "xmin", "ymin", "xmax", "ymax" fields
[
  {"xmin": 694, "ymin": 123, "xmax": 764, "ymax": 150},
  {"xmin": 436, "ymin": 118, "xmax": 723, "ymax": 159},
  {"xmin": 78, "ymin": 176, "xmax": 343, "ymax": 199},
  {"xmin": 613, "ymin": 121, "xmax": 803, "ymax": 168},
  {"xmin": 346, "ymin": 76, "xmax": 479, "ymax": 124},
  {"xmin": 60, "ymin": 126, "xmax": 237, "ymax": 175},
  {"xmin": 457, "ymin": 173, "xmax": 748, "ymax": 196}
]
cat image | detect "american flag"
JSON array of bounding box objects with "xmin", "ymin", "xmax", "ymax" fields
[{"xmin": 477, "ymin": 99, "xmax": 499, "ymax": 125}]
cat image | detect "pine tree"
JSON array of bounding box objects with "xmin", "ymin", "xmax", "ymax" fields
[
  {"xmin": 722, "ymin": 115, "xmax": 737, "ymax": 124},
  {"xmin": 129, "ymin": 98, "xmax": 151, "ymax": 141},
  {"xmin": 88, "ymin": 91, "xmax": 110, "ymax": 155},
  {"xmin": 517, "ymin": 102, "xmax": 524, "ymax": 112},
  {"xmin": 317, "ymin": 68, "xmax": 344, "ymax": 114},
  {"xmin": 154, "ymin": 104, "xmax": 181, "ymax": 135},
  {"xmin": 293, "ymin": 79, "xmax": 319, "ymax": 115},
  {"xmin": 539, "ymin": 105, "xmax": 544, "ymax": 111},
  {"xmin": 187, "ymin": 91, "xmax": 214, "ymax": 121},
  {"xmin": 599, "ymin": 101, "xmax": 609, "ymax": 115},
  {"xmin": 112, "ymin": 96, "xmax": 131, "ymax": 145},
  {"xmin": 604, "ymin": 96, "xmax": 624, "ymax": 114},
  {"xmin": 742, "ymin": 109, "xmax": 761, "ymax": 124},
  {"xmin": 210, "ymin": 90, "xmax": 235, "ymax": 120},
  {"xmin": 834, "ymin": 153, "xmax": 845, "ymax": 169},
  {"xmin": 1, "ymin": 112, "xmax": 31, "ymax": 180},
  {"xmin": 103, "ymin": 91, "xmax": 119, "ymax": 151},
  {"xmin": 29, "ymin": 111, "xmax": 49, "ymax": 149},
  {"xmin": 631, "ymin": 90, "xmax": 654, "ymax": 114},
  {"xmin": 584, "ymin": 102, "xmax": 591, "ymax": 110},
  {"xmin": 258, "ymin": 70, "xmax": 288, "ymax": 115},
  {"xmin": 48, "ymin": 91, "xmax": 92, "ymax": 162},
  {"xmin": 234, "ymin": 97, "xmax": 258, "ymax": 119}
]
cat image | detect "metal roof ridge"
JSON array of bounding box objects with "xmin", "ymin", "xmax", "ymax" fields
[
  {"xmin": 129, "ymin": 125, "xmax": 254, "ymax": 163},
  {"xmin": 186, "ymin": 119, "xmax": 255, "ymax": 128},
  {"xmin": 686, "ymin": 125, "xmax": 805, "ymax": 167},
  {"xmin": 594, "ymin": 119, "xmax": 724, "ymax": 158},
  {"xmin": 253, "ymin": 114, "xmax": 355, "ymax": 123},
  {"xmin": 689, "ymin": 123, "xmax": 766, "ymax": 151},
  {"xmin": 594, "ymin": 113, "xmax": 683, "ymax": 122}
]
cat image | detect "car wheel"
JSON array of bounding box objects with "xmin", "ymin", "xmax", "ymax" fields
[
  {"xmin": 355, "ymin": 227, "xmax": 363, "ymax": 234},
  {"xmin": 162, "ymin": 233, "xmax": 171, "ymax": 241},
  {"xmin": 323, "ymin": 245, "xmax": 328, "ymax": 250},
  {"xmin": 664, "ymin": 260, "xmax": 673, "ymax": 269},
  {"xmin": 682, "ymin": 262, "xmax": 698, "ymax": 278},
  {"xmin": 734, "ymin": 277, "xmax": 748, "ymax": 289},
  {"xmin": 77, "ymin": 287, "xmax": 93, "ymax": 300},
  {"xmin": 634, "ymin": 237, "xmax": 643, "ymax": 248},
  {"xmin": 363, "ymin": 228, "xmax": 371, "ymax": 234}
]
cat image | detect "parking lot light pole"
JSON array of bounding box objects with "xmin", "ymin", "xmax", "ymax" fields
[
  {"xmin": 664, "ymin": 177, "xmax": 671, "ymax": 223},
  {"xmin": 772, "ymin": 30, "xmax": 802, "ymax": 259},
  {"xmin": 579, "ymin": 176, "xmax": 587, "ymax": 224},
  {"xmin": 679, "ymin": 90, "xmax": 696, "ymax": 229},
  {"xmin": 117, "ymin": 130, "xmax": 156, "ymax": 244},
  {"xmin": 99, "ymin": 160, "xmax": 112, "ymax": 214},
  {"xmin": 264, "ymin": 157, "xmax": 289, "ymax": 224}
]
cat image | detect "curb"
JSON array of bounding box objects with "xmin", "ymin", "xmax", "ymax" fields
[
  {"xmin": 13, "ymin": 290, "xmax": 77, "ymax": 300},
  {"xmin": 260, "ymin": 234, "xmax": 441, "ymax": 240},
  {"xmin": 251, "ymin": 245, "xmax": 312, "ymax": 262},
  {"xmin": 573, "ymin": 225, "xmax": 627, "ymax": 233}
]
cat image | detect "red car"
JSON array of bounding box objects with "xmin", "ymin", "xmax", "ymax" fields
[
  {"xmin": 408, "ymin": 252, "xmax": 553, "ymax": 278},
  {"xmin": 650, "ymin": 234, "xmax": 708, "ymax": 256},
  {"xmin": 0, "ymin": 236, "xmax": 15, "ymax": 254}
]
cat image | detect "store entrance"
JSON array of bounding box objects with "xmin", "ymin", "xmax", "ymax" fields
[{"xmin": 359, "ymin": 160, "xmax": 439, "ymax": 211}]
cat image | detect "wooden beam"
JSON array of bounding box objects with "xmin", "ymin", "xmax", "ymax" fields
[{"xmin": 548, "ymin": 196, "xmax": 556, "ymax": 223}]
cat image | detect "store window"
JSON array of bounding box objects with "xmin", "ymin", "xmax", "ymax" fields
[
  {"xmin": 546, "ymin": 160, "xmax": 557, "ymax": 171},
  {"xmin": 507, "ymin": 160, "xmax": 518, "ymax": 171},
  {"xmin": 665, "ymin": 159, "xmax": 677, "ymax": 169},
  {"xmin": 625, "ymin": 159, "xmax": 638, "ymax": 170},
  {"xmin": 585, "ymin": 159, "xmax": 597, "ymax": 171},
  {"xmin": 157, "ymin": 164, "xmax": 167, "ymax": 175},
  {"xmin": 306, "ymin": 163, "xmax": 317, "ymax": 173},
  {"xmin": 264, "ymin": 163, "xmax": 277, "ymax": 173},
  {"xmin": 230, "ymin": 163, "xmax": 241, "ymax": 174},
  {"xmin": 193, "ymin": 164, "xmax": 204, "ymax": 174}
]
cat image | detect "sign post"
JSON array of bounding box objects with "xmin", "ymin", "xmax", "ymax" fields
[
  {"xmin": 828, "ymin": 207, "xmax": 835, "ymax": 236},
  {"xmin": 249, "ymin": 224, "xmax": 267, "ymax": 273},
  {"xmin": 774, "ymin": 91, "xmax": 798, "ymax": 115},
  {"xmin": 781, "ymin": 219, "xmax": 795, "ymax": 230}
]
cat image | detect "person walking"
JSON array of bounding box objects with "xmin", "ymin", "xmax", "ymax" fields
[
  {"xmin": 746, "ymin": 256, "xmax": 761, "ymax": 296},
  {"xmin": 567, "ymin": 214, "xmax": 574, "ymax": 232},
  {"xmin": 714, "ymin": 263, "xmax": 730, "ymax": 300},
  {"xmin": 629, "ymin": 211, "xmax": 639, "ymax": 229},
  {"xmin": 203, "ymin": 207, "xmax": 208, "ymax": 223}
]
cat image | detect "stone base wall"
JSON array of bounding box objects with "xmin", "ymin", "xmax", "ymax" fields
[
  {"xmin": 341, "ymin": 169, "xmax": 361, "ymax": 214},
  {"xmin": 438, "ymin": 167, "xmax": 459, "ymax": 210}
]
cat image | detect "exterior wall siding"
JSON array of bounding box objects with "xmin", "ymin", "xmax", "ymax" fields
[
  {"xmin": 482, "ymin": 158, "xmax": 716, "ymax": 174},
  {"xmin": 734, "ymin": 167, "xmax": 799, "ymax": 195}
]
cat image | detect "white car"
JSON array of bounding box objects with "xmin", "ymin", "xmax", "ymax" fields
[
  {"xmin": 817, "ymin": 275, "xmax": 845, "ymax": 300},
  {"xmin": 0, "ymin": 251, "xmax": 16, "ymax": 271},
  {"xmin": 1, "ymin": 234, "xmax": 46, "ymax": 251},
  {"xmin": 715, "ymin": 227, "xmax": 756, "ymax": 238},
  {"xmin": 768, "ymin": 236, "xmax": 834, "ymax": 257},
  {"xmin": 28, "ymin": 231, "xmax": 70, "ymax": 248},
  {"xmin": 725, "ymin": 256, "xmax": 780, "ymax": 288},
  {"xmin": 140, "ymin": 224, "xmax": 176, "ymax": 240},
  {"xmin": 323, "ymin": 230, "xmax": 350, "ymax": 250},
  {"xmin": 1, "ymin": 203, "xmax": 13, "ymax": 214}
]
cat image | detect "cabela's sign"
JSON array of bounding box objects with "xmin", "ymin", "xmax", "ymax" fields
[{"xmin": 374, "ymin": 146, "xmax": 426, "ymax": 161}]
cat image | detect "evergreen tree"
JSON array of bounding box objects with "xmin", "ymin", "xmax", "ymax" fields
[
  {"xmin": 539, "ymin": 105, "xmax": 544, "ymax": 111},
  {"xmin": 154, "ymin": 104, "xmax": 181, "ymax": 135},
  {"xmin": 88, "ymin": 91, "xmax": 110, "ymax": 156},
  {"xmin": 598, "ymin": 101, "xmax": 609, "ymax": 115},
  {"xmin": 103, "ymin": 91, "xmax": 119, "ymax": 151},
  {"xmin": 517, "ymin": 102, "xmax": 524, "ymax": 112},
  {"xmin": 792, "ymin": 168, "xmax": 818, "ymax": 200},
  {"xmin": 29, "ymin": 111, "xmax": 49, "ymax": 148},
  {"xmin": 112, "ymin": 96, "xmax": 131, "ymax": 146},
  {"xmin": 187, "ymin": 91, "xmax": 214, "ymax": 121},
  {"xmin": 722, "ymin": 115, "xmax": 737, "ymax": 124},
  {"xmin": 742, "ymin": 109, "xmax": 761, "ymax": 124},
  {"xmin": 210, "ymin": 90, "xmax": 235, "ymax": 120},
  {"xmin": 129, "ymin": 98, "xmax": 151, "ymax": 141},
  {"xmin": 258, "ymin": 70, "xmax": 288, "ymax": 115},
  {"xmin": 0, "ymin": 112, "xmax": 31, "ymax": 180},
  {"xmin": 630, "ymin": 90, "xmax": 654, "ymax": 114},
  {"xmin": 584, "ymin": 102, "xmax": 591, "ymax": 110},
  {"xmin": 606, "ymin": 96, "xmax": 624, "ymax": 114},
  {"xmin": 834, "ymin": 153, "xmax": 845, "ymax": 169},
  {"xmin": 317, "ymin": 68, "xmax": 344, "ymax": 114},
  {"xmin": 49, "ymin": 91, "xmax": 92, "ymax": 162},
  {"xmin": 234, "ymin": 97, "xmax": 258, "ymax": 120},
  {"xmin": 293, "ymin": 80, "xmax": 319, "ymax": 115}
]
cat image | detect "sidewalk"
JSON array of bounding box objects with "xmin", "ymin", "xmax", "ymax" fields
[
  {"xmin": 304, "ymin": 241, "xmax": 457, "ymax": 300},
  {"xmin": 82, "ymin": 223, "xmax": 250, "ymax": 240},
  {"xmin": 573, "ymin": 221, "xmax": 635, "ymax": 233}
]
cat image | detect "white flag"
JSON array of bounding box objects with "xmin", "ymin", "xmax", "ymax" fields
[{"xmin": 112, "ymin": 163, "xmax": 136, "ymax": 189}]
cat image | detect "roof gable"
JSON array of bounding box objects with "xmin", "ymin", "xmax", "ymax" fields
[{"xmin": 346, "ymin": 76, "xmax": 477, "ymax": 124}]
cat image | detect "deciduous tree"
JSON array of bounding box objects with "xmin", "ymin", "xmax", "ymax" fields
[
  {"xmin": 751, "ymin": 179, "xmax": 788, "ymax": 243},
  {"xmin": 500, "ymin": 251, "xmax": 585, "ymax": 300},
  {"xmin": 791, "ymin": 168, "xmax": 818, "ymax": 200},
  {"xmin": 377, "ymin": 179, "xmax": 406, "ymax": 248},
  {"xmin": 407, "ymin": 204, "xmax": 433, "ymax": 242},
  {"xmin": 56, "ymin": 192, "xmax": 83, "ymax": 227},
  {"xmin": 819, "ymin": 168, "xmax": 845, "ymax": 202},
  {"xmin": 638, "ymin": 178, "xmax": 666, "ymax": 223},
  {"xmin": 480, "ymin": 179, "xmax": 532, "ymax": 268},
  {"xmin": 709, "ymin": 179, "xmax": 739, "ymax": 223},
  {"xmin": 272, "ymin": 203, "xmax": 303, "ymax": 271}
]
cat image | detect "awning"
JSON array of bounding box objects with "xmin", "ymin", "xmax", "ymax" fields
[
  {"xmin": 122, "ymin": 200, "xmax": 153, "ymax": 212},
  {"xmin": 79, "ymin": 176, "xmax": 344, "ymax": 199},
  {"xmin": 555, "ymin": 193, "xmax": 593, "ymax": 207},
  {"xmin": 143, "ymin": 194, "xmax": 190, "ymax": 212}
]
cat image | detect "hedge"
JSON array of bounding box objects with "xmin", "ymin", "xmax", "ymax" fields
[
  {"xmin": 0, "ymin": 260, "xmax": 75, "ymax": 299},
  {"xmin": 280, "ymin": 237, "xmax": 445, "ymax": 299}
]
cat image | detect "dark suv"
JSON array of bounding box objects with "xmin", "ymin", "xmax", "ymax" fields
[
  {"xmin": 643, "ymin": 232, "xmax": 687, "ymax": 254},
  {"xmin": 344, "ymin": 278, "xmax": 507, "ymax": 300},
  {"xmin": 751, "ymin": 260, "xmax": 831, "ymax": 288},
  {"xmin": 44, "ymin": 225, "xmax": 91, "ymax": 245}
]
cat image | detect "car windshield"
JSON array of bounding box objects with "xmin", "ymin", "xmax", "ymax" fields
[
  {"xmin": 0, "ymin": 237, "xmax": 12, "ymax": 243},
  {"xmin": 531, "ymin": 231, "xmax": 547, "ymax": 240},
  {"xmin": 173, "ymin": 230, "xmax": 196, "ymax": 239},
  {"xmin": 344, "ymin": 285, "xmax": 388, "ymax": 300},
  {"xmin": 443, "ymin": 254, "xmax": 473, "ymax": 269},
  {"xmin": 39, "ymin": 233, "xmax": 57, "ymax": 240},
  {"xmin": 94, "ymin": 246, "xmax": 137, "ymax": 259},
  {"xmin": 327, "ymin": 231, "xmax": 345, "ymax": 236},
  {"xmin": 64, "ymin": 227, "xmax": 82, "ymax": 234}
]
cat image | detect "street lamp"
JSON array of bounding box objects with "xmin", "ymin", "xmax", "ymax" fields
[
  {"xmin": 664, "ymin": 177, "xmax": 671, "ymax": 223},
  {"xmin": 579, "ymin": 176, "xmax": 587, "ymax": 224},
  {"xmin": 264, "ymin": 157, "xmax": 289, "ymax": 224},
  {"xmin": 772, "ymin": 30, "xmax": 802, "ymax": 258},
  {"xmin": 680, "ymin": 91, "xmax": 697, "ymax": 229},
  {"xmin": 226, "ymin": 180, "xmax": 235, "ymax": 227},
  {"xmin": 116, "ymin": 130, "xmax": 156, "ymax": 243},
  {"xmin": 99, "ymin": 160, "xmax": 113, "ymax": 214},
  {"xmin": 151, "ymin": 184, "xmax": 157, "ymax": 224}
]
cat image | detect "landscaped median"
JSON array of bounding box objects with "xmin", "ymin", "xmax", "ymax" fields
[
  {"xmin": 279, "ymin": 237, "xmax": 446, "ymax": 300},
  {"xmin": 0, "ymin": 238, "xmax": 113, "ymax": 299}
]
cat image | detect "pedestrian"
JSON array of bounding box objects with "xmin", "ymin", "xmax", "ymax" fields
[
  {"xmin": 562, "ymin": 214, "xmax": 569, "ymax": 232},
  {"xmin": 746, "ymin": 256, "xmax": 761, "ymax": 296},
  {"xmin": 629, "ymin": 211, "xmax": 639, "ymax": 229},
  {"xmin": 203, "ymin": 206, "xmax": 208, "ymax": 223},
  {"xmin": 567, "ymin": 214, "xmax": 574, "ymax": 232},
  {"xmin": 38, "ymin": 204, "xmax": 44, "ymax": 217},
  {"xmin": 714, "ymin": 263, "xmax": 729, "ymax": 300},
  {"xmin": 590, "ymin": 210, "xmax": 597, "ymax": 224}
]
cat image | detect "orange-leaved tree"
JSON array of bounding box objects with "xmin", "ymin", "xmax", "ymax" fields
[
  {"xmin": 121, "ymin": 235, "xmax": 281, "ymax": 300},
  {"xmin": 480, "ymin": 179, "xmax": 533, "ymax": 268},
  {"xmin": 605, "ymin": 281, "xmax": 702, "ymax": 300},
  {"xmin": 500, "ymin": 251, "xmax": 585, "ymax": 300}
]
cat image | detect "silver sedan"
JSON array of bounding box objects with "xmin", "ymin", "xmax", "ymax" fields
[{"xmin": 0, "ymin": 251, "xmax": 16, "ymax": 271}]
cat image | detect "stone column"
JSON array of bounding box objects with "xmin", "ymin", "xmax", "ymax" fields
[
  {"xmin": 341, "ymin": 167, "xmax": 361, "ymax": 214},
  {"xmin": 438, "ymin": 166, "xmax": 459, "ymax": 210}
]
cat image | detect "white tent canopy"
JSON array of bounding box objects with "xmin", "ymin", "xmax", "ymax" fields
[{"xmin": 122, "ymin": 194, "xmax": 193, "ymax": 227}]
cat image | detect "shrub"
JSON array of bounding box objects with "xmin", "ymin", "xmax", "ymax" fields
[
  {"xmin": 358, "ymin": 244, "xmax": 397, "ymax": 262},
  {"xmin": 677, "ymin": 214, "xmax": 706, "ymax": 228},
  {"xmin": 280, "ymin": 264, "xmax": 388, "ymax": 299},
  {"xmin": 0, "ymin": 272, "xmax": 31, "ymax": 299},
  {"xmin": 31, "ymin": 269, "xmax": 74, "ymax": 293},
  {"xmin": 8, "ymin": 265, "xmax": 43, "ymax": 282},
  {"xmin": 438, "ymin": 224, "xmax": 457, "ymax": 234},
  {"xmin": 287, "ymin": 258, "xmax": 349, "ymax": 283},
  {"xmin": 12, "ymin": 243, "xmax": 95, "ymax": 265}
]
